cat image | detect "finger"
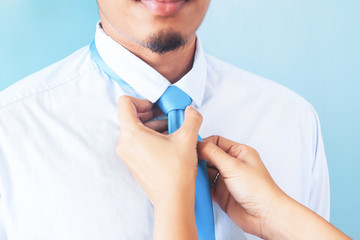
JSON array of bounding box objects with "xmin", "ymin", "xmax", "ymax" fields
[
  {"xmin": 138, "ymin": 105, "xmax": 164, "ymax": 123},
  {"xmin": 117, "ymin": 96, "xmax": 153, "ymax": 126},
  {"xmin": 144, "ymin": 119, "xmax": 168, "ymax": 133},
  {"xmin": 197, "ymin": 141, "xmax": 242, "ymax": 173},
  {"xmin": 207, "ymin": 167, "xmax": 218, "ymax": 187},
  {"xmin": 225, "ymin": 200, "xmax": 259, "ymax": 235},
  {"xmin": 207, "ymin": 164, "xmax": 218, "ymax": 171},
  {"xmin": 174, "ymin": 105, "xmax": 203, "ymax": 145},
  {"xmin": 211, "ymin": 174, "xmax": 230, "ymax": 207},
  {"xmin": 203, "ymin": 136, "xmax": 260, "ymax": 165},
  {"xmin": 152, "ymin": 105, "xmax": 164, "ymax": 118},
  {"xmin": 138, "ymin": 111, "xmax": 154, "ymax": 123},
  {"xmin": 203, "ymin": 135, "xmax": 241, "ymax": 155},
  {"xmin": 118, "ymin": 96, "xmax": 153, "ymax": 113}
]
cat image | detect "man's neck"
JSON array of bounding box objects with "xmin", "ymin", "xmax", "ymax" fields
[{"xmin": 102, "ymin": 23, "xmax": 196, "ymax": 84}]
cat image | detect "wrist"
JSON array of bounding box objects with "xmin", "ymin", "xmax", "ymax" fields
[
  {"xmin": 261, "ymin": 190, "xmax": 294, "ymax": 240},
  {"xmin": 262, "ymin": 190, "xmax": 317, "ymax": 240},
  {"xmin": 262, "ymin": 192, "xmax": 350, "ymax": 240},
  {"xmin": 154, "ymin": 170, "xmax": 196, "ymax": 207},
  {"xmin": 154, "ymin": 182, "xmax": 196, "ymax": 210},
  {"xmin": 153, "ymin": 185, "xmax": 198, "ymax": 240}
]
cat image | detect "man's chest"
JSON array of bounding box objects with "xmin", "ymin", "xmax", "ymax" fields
[
  {"xmin": 0, "ymin": 93, "xmax": 312, "ymax": 240},
  {"xmin": 0, "ymin": 105, "xmax": 251, "ymax": 239}
]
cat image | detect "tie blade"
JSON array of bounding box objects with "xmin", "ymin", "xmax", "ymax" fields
[{"xmin": 195, "ymin": 159, "xmax": 216, "ymax": 240}]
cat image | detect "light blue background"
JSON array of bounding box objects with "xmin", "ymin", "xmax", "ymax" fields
[{"xmin": 0, "ymin": 0, "xmax": 359, "ymax": 238}]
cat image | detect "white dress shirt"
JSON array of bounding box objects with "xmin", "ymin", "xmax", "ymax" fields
[{"xmin": 0, "ymin": 23, "xmax": 329, "ymax": 240}]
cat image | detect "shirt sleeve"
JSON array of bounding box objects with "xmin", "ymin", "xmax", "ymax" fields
[{"xmin": 308, "ymin": 110, "xmax": 330, "ymax": 221}]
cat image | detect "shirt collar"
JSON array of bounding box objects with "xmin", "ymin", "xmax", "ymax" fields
[{"xmin": 94, "ymin": 22, "xmax": 207, "ymax": 107}]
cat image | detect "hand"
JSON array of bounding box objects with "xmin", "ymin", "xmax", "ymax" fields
[
  {"xmin": 116, "ymin": 96, "xmax": 202, "ymax": 240},
  {"xmin": 116, "ymin": 95, "xmax": 202, "ymax": 206},
  {"xmin": 198, "ymin": 136, "xmax": 285, "ymax": 239},
  {"xmin": 198, "ymin": 136, "xmax": 351, "ymax": 240}
]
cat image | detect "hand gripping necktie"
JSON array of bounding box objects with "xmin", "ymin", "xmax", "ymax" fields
[{"xmin": 156, "ymin": 86, "xmax": 216, "ymax": 240}]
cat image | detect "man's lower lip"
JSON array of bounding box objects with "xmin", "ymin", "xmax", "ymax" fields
[{"xmin": 140, "ymin": 0, "xmax": 186, "ymax": 17}]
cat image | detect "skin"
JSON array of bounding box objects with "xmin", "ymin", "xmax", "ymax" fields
[
  {"xmin": 116, "ymin": 96, "xmax": 351, "ymax": 240},
  {"xmin": 97, "ymin": 0, "xmax": 210, "ymax": 83}
]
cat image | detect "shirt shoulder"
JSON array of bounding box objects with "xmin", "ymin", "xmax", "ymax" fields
[
  {"xmin": 0, "ymin": 45, "xmax": 99, "ymax": 109},
  {"xmin": 205, "ymin": 54, "xmax": 316, "ymax": 113}
]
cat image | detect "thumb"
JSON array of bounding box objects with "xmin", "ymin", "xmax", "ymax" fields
[
  {"xmin": 117, "ymin": 95, "xmax": 153, "ymax": 128},
  {"xmin": 197, "ymin": 141, "xmax": 241, "ymax": 173},
  {"xmin": 174, "ymin": 105, "xmax": 203, "ymax": 145}
]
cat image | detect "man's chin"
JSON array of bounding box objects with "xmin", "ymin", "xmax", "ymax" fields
[{"xmin": 144, "ymin": 29, "xmax": 187, "ymax": 54}]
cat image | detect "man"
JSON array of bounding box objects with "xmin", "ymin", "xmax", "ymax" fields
[{"xmin": 0, "ymin": 0, "xmax": 329, "ymax": 239}]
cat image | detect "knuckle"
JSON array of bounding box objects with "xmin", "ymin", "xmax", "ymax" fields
[
  {"xmin": 204, "ymin": 135, "xmax": 219, "ymax": 144},
  {"xmin": 203, "ymin": 142, "xmax": 217, "ymax": 156},
  {"xmin": 117, "ymin": 95, "xmax": 131, "ymax": 106},
  {"xmin": 212, "ymin": 135, "xmax": 220, "ymax": 145},
  {"xmin": 239, "ymin": 144, "xmax": 251, "ymax": 155},
  {"xmin": 246, "ymin": 145, "xmax": 259, "ymax": 155},
  {"xmin": 117, "ymin": 95, "xmax": 126, "ymax": 105},
  {"xmin": 186, "ymin": 108, "xmax": 202, "ymax": 125},
  {"xmin": 239, "ymin": 144, "xmax": 259, "ymax": 157},
  {"xmin": 193, "ymin": 109, "xmax": 203, "ymax": 123}
]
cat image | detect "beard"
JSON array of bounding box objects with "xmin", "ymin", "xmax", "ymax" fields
[{"xmin": 144, "ymin": 29, "xmax": 187, "ymax": 54}]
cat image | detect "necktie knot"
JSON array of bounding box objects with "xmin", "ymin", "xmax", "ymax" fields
[{"xmin": 156, "ymin": 86, "xmax": 192, "ymax": 115}]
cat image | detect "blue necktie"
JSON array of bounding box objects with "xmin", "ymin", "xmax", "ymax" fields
[
  {"xmin": 156, "ymin": 86, "xmax": 215, "ymax": 240},
  {"xmin": 89, "ymin": 41, "xmax": 215, "ymax": 239}
]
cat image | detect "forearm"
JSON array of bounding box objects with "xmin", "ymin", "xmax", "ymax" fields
[
  {"xmin": 153, "ymin": 187, "xmax": 198, "ymax": 240},
  {"xmin": 265, "ymin": 194, "xmax": 350, "ymax": 240}
]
